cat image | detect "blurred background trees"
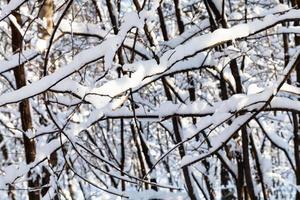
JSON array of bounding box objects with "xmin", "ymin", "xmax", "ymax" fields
[{"xmin": 0, "ymin": 0, "xmax": 300, "ymax": 199}]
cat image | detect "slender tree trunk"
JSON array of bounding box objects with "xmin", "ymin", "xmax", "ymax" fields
[
  {"xmin": 37, "ymin": 1, "xmax": 58, "ymax": 199},
  {"xmin": 130, "ymin": 124, "xmax": 149, "ymax": 189},
  {"xmin": 120, "ymin": 119, "xmax": 126, "ymax": 191},
  {"xmin": 172, "ymin": 117, "xmax": 197, "ymax": 200},
  {"xmin": 293, "ymin": 3, "xmax": 300, "ymax": 198},
  {"xmin": 162, "ymin": 78, "xmax": 197, "ymax": 199},
  {"xmin": 0, "ymin": 134, "xmax": 15, "ymax": 199},
  {"xmin": 38, "ymin": 0, "xmax": 54, "ymax": 40},
  {"xmin": 250, "ymin": 134, "xmax": 268, "ymax": 200},
  {"xmin": 279, "ymin": 4, "xmax": 300, "ymax": 196},
  {"xmin": 204, "ymin": 2, "xmax": 239, "ymax": 198},
  {"xmin": 106, "ymin": 0, "xmax": 124, "ymax": 66},
  {"xmin": 173, "ymin": 0, "xmax": 184, "ymax": 34},
  {"xmin": 207, "ymin": 1, "xmax": 258, "ymax": 199},
  {"xmin": 157, "ymin": 5, "xmax": 198, "ymax": 198},
  {"xmin": 10, "ymin": 8, "xmax": 40, "ymax": 200}
]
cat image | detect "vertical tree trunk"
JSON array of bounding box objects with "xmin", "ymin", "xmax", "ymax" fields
[
  {"xmin": 106, "ymin": 0, "xmax": 124, "ymax": 66},
  {"xmin": 38, "ymin": 0, "xmax": 54, "ymax": 40},
  {"xmin": 204, "ymin": 2, "xmax": 237, "ymax": 199},
  {"xmin": 290, "ymin": 1, "xmax": 300, "ymax": 199},
  {"xmin": 162, "ymin": 78, "xmax": 198, "ymax": 199},
  {"xmin": 172, "ymin": 117, "xmax": 198, "ymax": 200},
  {"xmin": 173, "ymin": 0, "xmax": 184, "ymax": 34},
  {"xmin": 206, "ymin": 1, "xmax": 257, "ymax": 199},
  {"xmin": 37, "ymin": 1, "xmax": 58, "ymax": 199},
  {"xmin": 120, "ymin": 119, "xmax": 126, "ymax": 191},
  {"xmin": 10, "ymin": 9, "xmax": 40, "ymax": 200},
  {"xmin": 278, "ymin": 2, "xmax": 300, "ymax": 196},
  {"xmin": 0, "ymin": 134, "xmax": 14, "ymax": 200},
  {"xmin": 130, "ymin": 124, "xmax": 149, "ymax": 189}
]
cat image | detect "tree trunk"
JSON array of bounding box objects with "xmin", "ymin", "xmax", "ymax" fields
[{"xmin": 10, "ymin": 9, "xmax": 40, "ymax": 200}]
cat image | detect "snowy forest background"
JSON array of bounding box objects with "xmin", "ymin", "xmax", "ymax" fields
[{"xmin": 0, "ymin": 0, "xmax": 300, "ymax": 199}]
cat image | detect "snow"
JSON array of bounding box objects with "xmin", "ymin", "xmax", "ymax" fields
[
  {"xmin": 212, "ymin": 0, "xmax": 223, "ymax": 14},
  {"xmin": 0, "ymin": 0, "xmax": 26, "ymax": 21},
  {"xmin": 127, "ymin": 190, "xmax": 187, "ymax": 200},
  {"xmin": 278, "ymin": 26, "xmax": 300, "ymax": 34},
  {"xmin": 0, "ymin": 2, "xmax": 300, "ymax": 199},
  {"xmin": 59, "ymin": 20, "xmax": 151, "ymax": 58},
  {"xmin": 254, "ymin": 3, "xmax": 290, "ymax": 16},
  {"xmin": 181, "ymin": 113, "xmax": 252, "ymax": 167},
  {"xmin": 281, "ymin": 83, "xmax": 300, "ymax": 95},
  {"xmin": 259, "ymin": 119, "xmax": 293, "ymax": 161},
  {"xmin": 164, "ymin": 19, "xmax": 210, "ymax": 48},
  {"xmin": 181, "ymin": 50, "xmax": 300, "ymax": 167},
  {"xmin": 247, "ymin": 84, "xmax": 264, "ymax": 94},
  {"xmin": 2, "ymin": 68, "xmax": 299, "ymax": 189},
  {"xmin": 0, "ymin": 50, "xmax": 39, "ymax": 74},
  {"xmin": 1, "ymin": 8, "xmax": 300, "ymax": 108}
]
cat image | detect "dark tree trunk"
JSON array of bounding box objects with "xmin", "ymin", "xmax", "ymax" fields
[{"xmin": 10, "ymin": 9, "xmax": 40, "ymax": 200}]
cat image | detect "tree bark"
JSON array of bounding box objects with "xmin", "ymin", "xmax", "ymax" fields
[{"xmin": 10, "ymin": 9, "xmax": 40, "ymax": 200}]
